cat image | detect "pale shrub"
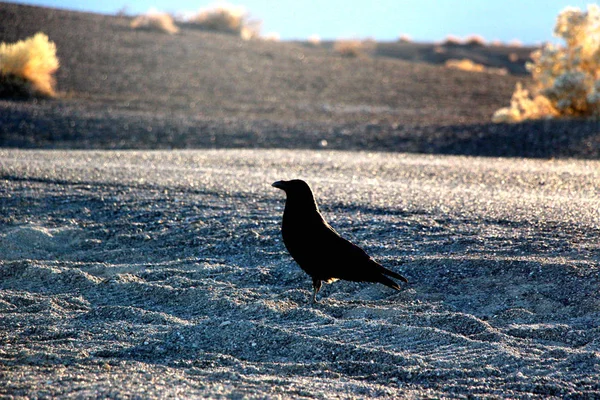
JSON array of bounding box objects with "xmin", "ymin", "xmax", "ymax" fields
[
  {"xmin": 508, "ymin": 39, "xmax": 523, "ymax": 47},
  {"xmin": 398, "ymin": 34, "xmax": 412, "ymax": 43},
  {"xmin": 488, "ymin": 67, "xmax": 509, "ymax": 76},
  {"xmin": 333, "ymin": 40, "xmax": 363, "ymax": 57},
  {"xmin": 0, "ymin": 33, "xmax": 59, "ymax": 97},
  {"xmin": 465, "ymin": 35, "xmax": 486, "ymax": 46},
  {"xmin": 187, "ymin": 2, "xmax": 261, "ymax": 40},
  {"xmin": 445, "ymin": 59, "xmax": 507, "ymax": 75},
  {"xmin": 492, "ymin": 83, "xmax": 558, "ymax": 123},
  {"xmin": 493, "ymin": 4, "xmax": 600, "ymax": 122},
  {"xmin": 442, "ymin": 34, "xmax": 486, "ymax": 46},
  {"xmin": 442, "ymin": 35, "xmax": 462, "ymax": 45},
  {"xmin": 445, "ymin": 58, "xmax": 486, "ymax": 72},
  {"xmin": 307, "ymin": 34, "xmax": 321, "ymax": 45},
  {"xmin": 130, "ymin": 11, "xmax": 179, "ymax": 34}
]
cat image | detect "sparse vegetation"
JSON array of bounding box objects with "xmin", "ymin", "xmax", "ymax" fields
[
  {"xmin": 0, "ymin": 33, "xmax": 59, "ymax": 98},
  {"xmin": 508, "ymin": 39, "xmax": 523, "ymax": 47},
  {"xmin": 445, "ymin": 58, "xmax": 486, "ymax": 72},
  {"xmin": 186, "ymin": 2, "xmax": 261, "ymax": 40},
  {"xmin": 442, "ymin": 35, "xmax": 462, "ymax": 46},
  {"xmin": 333, "ymin": 40, "xmax": 364, "ymax": 57},
  {"xmin": 493, "ymin": 83, "xmax": 558, "ymax": 123},
  {"xmin": 130, "ymin": 10, "xmax": 179, "ymax": 34},
  {"xmin": 398, "ymin": 34, "xmax": 412, "ymax": 43},
  {"xmin": 465, "ymin": 35, "xmax": 486, "ymax": 46},
  {"xmin": 307, "ymin": 34, "xmax": 321, "ymax": 46},
  {"xmin": 493, "ymin": 5, "xmax": 600, "ymax": 123},
  {"xmin": 442, "ymin": 35, "xmax": 488, "ymax": 47},
  {"xmin": 445, "ymin": 59, "xmax": 507, "ymax": 75}
]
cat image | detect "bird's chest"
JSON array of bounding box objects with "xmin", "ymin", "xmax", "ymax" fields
[{"xmin": 281, "ymin": 214, "xmax": 329, "ymax": 262}]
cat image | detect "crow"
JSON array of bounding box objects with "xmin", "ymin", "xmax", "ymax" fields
[{"xmin": 272, "ymin": 179, "xmax": 408, "ymax": 302}]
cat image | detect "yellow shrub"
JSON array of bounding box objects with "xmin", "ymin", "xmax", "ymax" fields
[
  {"xmin": 307, "ymin": 34, "xmax": 321, "ymax": 45},
  {"xmin": 333, "ymin": 40, "xmax": 363, "ymax": 57},
  {"xmin": 492, "ymin": 83, "xmax": 558, "ymax": 123},
  {"xmin": 188, "ymin": 3, "xmax": 261, "ymax": 39},
  {"xmin": 130, "ymin": 12, "xmax": 179, "ymax": 34},
  {"xmin": 465, "ymin": 35, "xmax": 486, "ymax": 46},
  {"xmin": 445, "ymin": 59, "xmax": 486, "ymax": 72},
  {"xmin": 398, "ymin": 34, "xmax": 412, "ymax": 43},
  {"xmin": 445, "ymin": 59, "xmax": 507, "ymax": 75},
  {"xmin": 442, "ymin": 35, "xmax": 462, "ymax": 46},
  {"xmin": 493, "ymin": 4, "xmax": 600, "ymax": 122},
  {"xmin": 0, "ymin": 33, "xmax": 59, "ymax": 97}
]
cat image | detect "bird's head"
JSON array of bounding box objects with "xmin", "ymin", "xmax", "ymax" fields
[
  {"xmin": 272, "ymin": 179, "xmax": 318, "ymax": 207},
  {"xmin": 272, "ymin": 179, "xmax": 312, "ymax": 193}
]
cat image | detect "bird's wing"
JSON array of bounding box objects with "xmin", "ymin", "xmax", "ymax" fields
[
  {"xmin": 319, "ymin": 220, "xmax": 408, "ymax": 283},
  {"xmin": 320, "ymin": 219, "xmax": 371, "ymax": 259}
]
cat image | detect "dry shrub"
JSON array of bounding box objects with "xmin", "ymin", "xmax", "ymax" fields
[
  {"xmin": 508, "ymin": 39, "xmax": 523, "ymax": 47},
  {"xmin": 0, "ymin": 33, "xmax": 59, "ymax": 98},
  {"xmin": 130, "ymin": 11, "xmax": 179, "ymax": 34},
  {"xmin": 445, "ymin": 58, "xmax": 486, "ymax": 72},
  {"xmin": 333, "ymin": 40, "xmax": 364, "ymax": 57},
  {"xmin": 442, "ymin": 35, "xmax": 462, "ymax": 46},
  {"xmin": 187, "ymin": 2, "xmax": 261, "ymax": 40},
  {"xmin": 445, "ymin": 59, "xmax": 507, "ymax": 75},
  {"xmin": 307, "ymin": 34, "xmax": 321, "ymax": 45},
  {"xmin": 492, "ymin": 83, "xmax": 558, "ymax": 123},
  {"xmin": 465, "ymin": 35, "xmax": 486, "ymax": 46},
  {"xmin": 398, "ymin": 34, "xmax": 412, "ymax": 43},
  {"xmin": 493, "ymin": 4, "xmax": 600, "ymax": 123}
]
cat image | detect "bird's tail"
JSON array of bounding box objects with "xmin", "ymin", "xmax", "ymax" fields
[
  {"xmin": 372, "ymin": 259, "xmax": 409, "ymax": 283},
  {"xmin": 377, "ymin": 275, "xmax": 402, "ymax": 291},
  {"xmin": 382, "ymin": 268, "xmax": 409, "ymax": 283}
]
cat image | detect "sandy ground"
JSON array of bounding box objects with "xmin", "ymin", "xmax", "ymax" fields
[
  {"xmin": 2, "ymin": 4, "xmax": 600, "ymax": 398},
  {"xmin": 1, "ymin": 149, "xmax": 599, "ymax": 398}
]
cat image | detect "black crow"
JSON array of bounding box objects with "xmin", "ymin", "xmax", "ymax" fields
[{"xmin": 272, "ymin": 179, "xmax": 408, "ymax": 302}]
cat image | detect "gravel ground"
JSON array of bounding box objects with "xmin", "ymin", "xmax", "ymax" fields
[
  {"xmin": 2, "ymin": 4, "xmax": 600, "ymax": 398},
  {"xmin": 1, "ymin": 149, "xmax": 599, "ymax": 398}
]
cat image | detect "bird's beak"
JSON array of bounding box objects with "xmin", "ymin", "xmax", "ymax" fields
[{"xmin": 272, "ymin": 180, "xmax": 286, "ymax": 190}]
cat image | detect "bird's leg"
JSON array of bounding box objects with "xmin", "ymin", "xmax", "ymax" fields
[{"xmin": 312, "ymin": 278, "xmax": 322, "ymax": 303}]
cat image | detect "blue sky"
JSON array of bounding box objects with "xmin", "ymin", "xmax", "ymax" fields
[{"xmin": 9, "ymin": 0, "xmax": 593, "ymax": 43}]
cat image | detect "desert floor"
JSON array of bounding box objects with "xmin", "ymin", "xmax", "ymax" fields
[
  {"xmin": 1, "ymin": 149, "xmax": 599, "ymax": 398},
  {"xmin": 1, "ymin": 3, "xmax": 600, "ymax": 398}
]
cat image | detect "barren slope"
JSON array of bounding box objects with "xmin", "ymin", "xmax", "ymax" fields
[
  {"xmin": 1, "ymin": 3, "xmax": 599, "ymax": 156},
  {"xmin": 1, "ymin": 149, "xmax": 599, "ymax": 398}
]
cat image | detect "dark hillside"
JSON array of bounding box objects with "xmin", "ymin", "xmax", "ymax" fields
[{"xmin": 0, "ymin": 3, "xmax": 598, "ymax": 157}]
